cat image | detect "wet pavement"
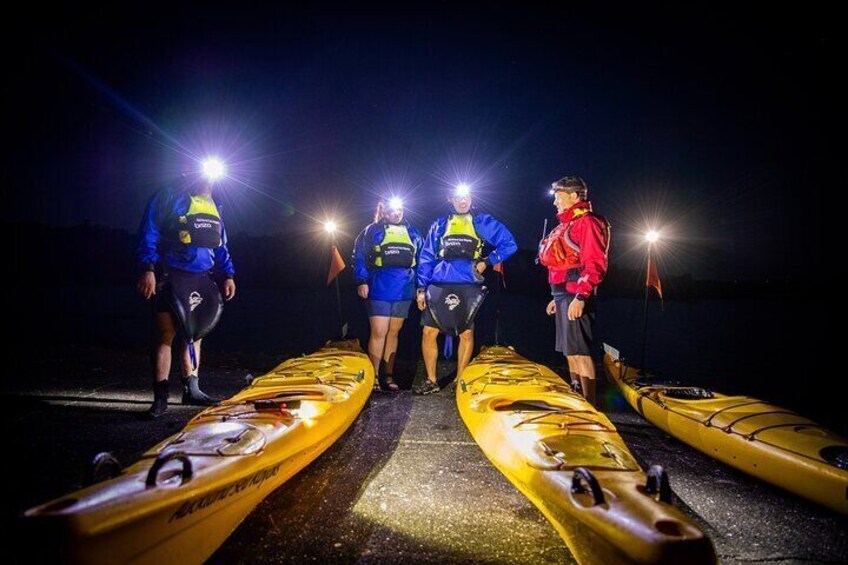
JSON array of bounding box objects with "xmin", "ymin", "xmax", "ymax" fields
[{"xmin": 5, "ymin": 346, "xmax": 847, "ymax": 564}]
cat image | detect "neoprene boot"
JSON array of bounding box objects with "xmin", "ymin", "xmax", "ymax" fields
[
  {"xmin": 580, "ymin": 376, "xmax": 596, "ymax": 407},
  {"xmin": 146, "ymin": 380, "xmax": 170, "ymax": 419},
  {"xmin": 181, "ymin": 375, "xmax": 220, "ymax": 406}
]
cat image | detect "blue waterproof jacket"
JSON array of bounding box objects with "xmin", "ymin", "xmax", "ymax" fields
[
  {"xmin": 352, "ymin": 220, "xmax": 423, "ymax": 301},
  {"xmin": 417, "ymin": 211, "xmax": 517, "ymax": 289},
  {"xmin": 136, "ymin": 189, "xmax": 236, "ymax": 277}
]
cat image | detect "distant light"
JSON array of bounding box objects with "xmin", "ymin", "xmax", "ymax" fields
[
  {"xmin": 646, "ymin": 230, "xmax": 660, "ymax": 243},
  {"xmin": 324, "ymin": 220, "xmax": 337, "ymax": 234},
  {"xmin": 548, "ymin": 188, "xmax": 556, "ymax": 195},
  {"xmin": 388, "ymin": 197, "xmax": 403, "ymax": 210},
  {"xmin": 454, "ymin": 183, "xmax": 471, "ymax": 197},
  {"xmin": 201, "ymin": 158, "xmax": 226, "ymax": 181}
]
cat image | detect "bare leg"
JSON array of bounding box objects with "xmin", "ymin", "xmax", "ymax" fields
[
  {"xmin": 383, "ymin": 317, "xmax": 405, "ymax": 375},
  {"xmin": 422, "ymin": 326, "xmax": 440, "ymax": 383},
  {"xmin": 565, "ymin": 356, "xmax": 581, "ymax": 389},
  {"xmin": 153, "ymin": 312, "xmax": 176, "ymax": 382},
  {"xmin": 567, "ymin": 354, "xmax": 596, "ymax": 405},
  {"xmin": 457, "ymin": 329, "xmax": 474, "ymax": 379},
  {"xmin": 367, "ymin": 316, "xmax": 390, "ymax": 377},
  {"xmin": 147, "ymin": 312, "xmax": 176, "ymax": 418}
]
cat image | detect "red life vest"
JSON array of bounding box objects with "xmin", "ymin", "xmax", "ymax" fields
[
  {"xmin": 538, "ymin": 220, "xmax": 582, "ymax": 270},
  {"xmin": 538, "ymin": 202, "xmax": 610, "ymax": 288},
  {"xmin": 540, "ymin": 205, "xmax": 608, "ymax": 267}
]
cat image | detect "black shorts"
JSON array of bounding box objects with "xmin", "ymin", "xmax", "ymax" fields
[
  {"xmin": 152, "ymin": 282, "xmax": 172, "ymax": 314},
  {"xmin": 554, "ymin": 295, "xmax": 595, "ymax": 356},
  {"xmin": 420, "ymin": 307, "xmax": 475, "ymax": 330}
]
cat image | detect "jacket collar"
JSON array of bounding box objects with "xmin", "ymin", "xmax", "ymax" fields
[
  {"xmin": 557, "ymin": 200, "xmax": 592, "ymax": 223},
  {"xmin": 381, "ymin": 218, "xmax": 409, "ymax": 227}
]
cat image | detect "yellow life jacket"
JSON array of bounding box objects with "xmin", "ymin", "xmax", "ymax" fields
[
  {"xmin": 439, "ymin": 214, "xmax": 482, "ymax": 260},
  {"xmin": 177, "ymin": 195, "xmax": 223, "ymax": 248},
  {"xmin": 373, "ymin": 224, "xmax": 416, "ymax": 268}
]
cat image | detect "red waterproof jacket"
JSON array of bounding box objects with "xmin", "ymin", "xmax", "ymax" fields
[{"xmin": 538, "ymin": 201, "xmax": 610, "ymax": 297}]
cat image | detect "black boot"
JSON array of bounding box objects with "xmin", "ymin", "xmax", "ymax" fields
[
  {"xmin": 181, "ymin": 375, "xmax": 220, "ymax": 406},
  {"xmin": 580, "ymin": 376, "xmax": 596, "ymax": 407},
  {"xmin": 145, "ymin": 380, "xmax": 170, "ymax": 419}
]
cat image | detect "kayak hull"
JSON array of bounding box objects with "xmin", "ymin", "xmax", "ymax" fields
[
  {"xmin": 603, "ymin": 346, "xmax": 848, "ymax": 515},
  {"xmin": 457, "ymin": 346, "xmax": 716, "ymax": 564},
  {"xmin": 25, "ymin": 341, "xmax": 374, "ymax": 564}
]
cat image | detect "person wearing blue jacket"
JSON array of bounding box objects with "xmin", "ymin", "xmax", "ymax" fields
[
  {"xmin": 136, "ymin": 180, "xmax": 236, "ymax": 418},
  {"xmin": 352, "ymin": 198, "xmax": 423, "ymax": 391},
  {"xmin": 414, "ymin": 186, "xmax": 517, "ymax": 394}
]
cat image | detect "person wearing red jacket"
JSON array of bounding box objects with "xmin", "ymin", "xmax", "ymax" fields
[{"xmin": 538, "ymin": 176, "xmax": 610, "ymax": 405}]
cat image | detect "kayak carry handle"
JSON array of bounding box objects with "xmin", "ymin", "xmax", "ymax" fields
[
  {"xmin": 86, "ymin": 452, "xmax": 122, "ymax": 485},
  {"xmin": 645, "ymin": 464, "xmax": 672, "ymax": 503},
  {"xmin": 146, "ymin": 451, "xmax": 193, "ymax": 487},
  {"xmin": 571, "ymin": 467, "xmax": 605, "ymax": 505},
  {"xmin": 459, "ymin": 379, "xmax": 467, "ymax": 393}
]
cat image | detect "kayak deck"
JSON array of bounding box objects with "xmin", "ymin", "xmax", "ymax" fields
[
  {"xmin": 25, "ymin": 341, "xmax": 374, "ymax": 564},
  {"xmin": 458, "ymin": 346, "xmax": 716, "ymax": 564},
  {"xmin": 603, "ymin": 344, "xmax": 848, "ymax": 515}
]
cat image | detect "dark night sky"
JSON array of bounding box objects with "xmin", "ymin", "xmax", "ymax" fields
[{"xmin": 3, "ymin": 3, "xmax": 838, "ymax": 281}]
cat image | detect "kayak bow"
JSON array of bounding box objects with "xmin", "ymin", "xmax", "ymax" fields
[
  {"xmin": 25, "ymin": 340, "xmax": 374, "ymax": 564},
  {"xmin": 457, "ymin": 346, "xmax": 716, "ymax": 564}
]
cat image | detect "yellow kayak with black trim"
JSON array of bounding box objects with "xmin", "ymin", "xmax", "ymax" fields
[
  {"xmin": 603, "ymin": 344, "xmax": 848, "ymax": 514},
  {"xmin": 25, "ymin": 340, "xmax": 373, "ymax": 564},
  {"xmin": 456, "ymin": 346, "xmax": 716, "ymax": 564}
]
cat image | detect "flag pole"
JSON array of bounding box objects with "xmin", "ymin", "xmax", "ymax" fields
[
  {"xmin": 331, "ymin": 236, "xmax": 346, "ymax": 339},
  {"xmin": 324, "ymin": 220, "xmax": 347, "ymax": 339},
  {"xmin": 640, "ymin": 243, "xmax": 652, "ymax": 373},
  {"xmin": 493, "ymin": 264, "xmax": 503, "ymax": 345}
]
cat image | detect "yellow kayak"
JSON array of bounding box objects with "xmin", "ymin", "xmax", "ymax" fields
[
  {"xmin": 25, "ymin": 340, "xmax": 374, "ymax": 564},
  {"xmin": 456, "ymin": 346, "xmax": 716, "ymax": 564},
  {"xmin": 603, "ymin": 344, "xmax": 848, "ymax": 515}
]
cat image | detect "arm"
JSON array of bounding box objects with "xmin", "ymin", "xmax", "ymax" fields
[
  {"xmin": 410, "ymin": 227, "xmax": 424, "ymax": 263},
  {"xmin": 213, "ymin": 222, "xmax": 236, "ymax": 279},
  {"xmin": 213, "ymin": 222, "xmax": 237, "ymax": 300},
  {"xmin": 476, "ymin": 214, "xmax": 518, "ymax": 266},
  {"xmin": 136, "ymin": 191, "xmax": 164, "ymax": 272},
  {"xmin": 352, "ymin": 224, "xmax": 373, "ymax": 284},
  {"xmin": 571, "ymin": 216, "xmax": 609, "ymax": 297},
  {"xmin": 416, "ymin": 220, "xmax": 441, "ymax": 290}
]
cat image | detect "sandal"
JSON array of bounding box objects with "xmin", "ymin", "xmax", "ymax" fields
[
  {"xmin": 384, "ymin": 375, "xmax": 400, "ymax": 392},
  {"xmin": 413, "ymin": 379, "xmax": 440, "ymax": 395}
]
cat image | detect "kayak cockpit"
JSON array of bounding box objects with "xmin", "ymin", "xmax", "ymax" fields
[
  {"xmin": 145, "ymin": 422, "xmax": 267, "ymax": 457},
  {"xmin": 528, "ymin": 436, "xmax": 640, "ymax": 471}
]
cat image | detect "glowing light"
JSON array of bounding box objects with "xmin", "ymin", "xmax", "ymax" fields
[
  {"xmin": 548, "ymin": 188, "xmax": 556, "ymax": 195},
  {"xmin": 645, "ymin": 230, "xmax": 660, "ymax": 243},
  {"xmin": 454, "ymin": 183, "xmax": 471, "ymax": 198},
  {"xmin": 388, "ymin": 197, "xmax": 403, "ymax": 210},
  {"xmin": 201, "ymin": 158, "xmax": 227, "ymax": 181},
  {"xmin": 324, "ymin": 220, "xmax": 338, "ymax": 234}
]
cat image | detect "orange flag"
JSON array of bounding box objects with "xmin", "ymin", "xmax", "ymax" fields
[
  {"xmin": 646, "ymin": 255, "xmax": 663, "ymax": 300},
  {"xmin": 327, "ymin": 245, "xmax": 346, "ymax": 285},
  {"xmin": 492, "ymin": 262, "xmax": 506, "ymax": 288}
]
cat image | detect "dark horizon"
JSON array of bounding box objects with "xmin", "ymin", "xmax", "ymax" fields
[{"xmin": 4, "ymin": 3, "xmax": 838, "ymax": 282}]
